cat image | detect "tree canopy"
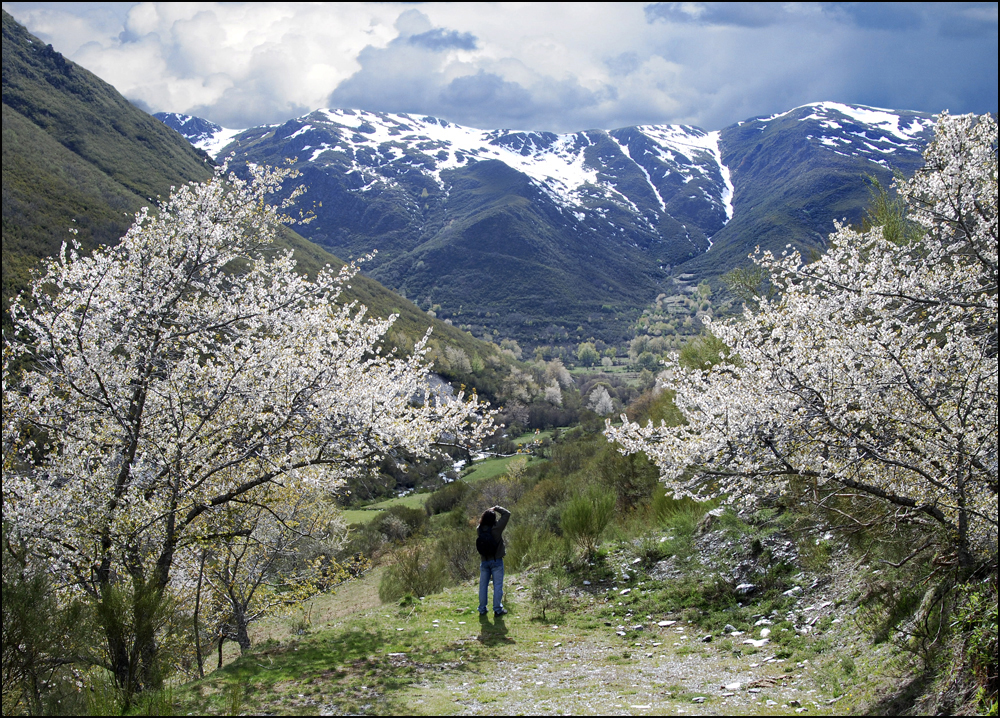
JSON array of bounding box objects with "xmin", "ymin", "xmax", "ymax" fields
[
  {"xmin": 607, "ymin": 113, "xmax": 998, "ymax": 567},
  {"xmin": 2, "ymin": 163, "xmax": 493, "ymax": 696}
]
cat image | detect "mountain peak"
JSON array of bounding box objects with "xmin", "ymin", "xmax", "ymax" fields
[{"xmin": 154, "ymin": 102, "xmax": 935, "ymax": 349}]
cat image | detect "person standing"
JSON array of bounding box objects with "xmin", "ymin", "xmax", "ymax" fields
[{"xmin": 477, "ymin": 505, "xmax": 511, "ymax": 616}]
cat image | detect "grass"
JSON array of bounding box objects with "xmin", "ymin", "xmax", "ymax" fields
[
  {"xmin": 341, "ymin": 509, "xmax": 380, "ymax": 525},
  {"xmin": 168, "ymin": 541, "xmax": 858, "ymax": 716},
  {"xmin": 513, "ymin": 429, "xmax": 553, "ymax": 445},
  {"xmin": 461, "ymin": 455, "xmax": 540, "ymax": 484},
  {"xmin": 366, "ymin": 493, "xmax": 433, "ymax": 511},
  {"xmin": 341, "ymin": 456, "xmax": 542, "ymax": 525},
  {"xmin": 342, "ymin": 493, "xmax": 434, "ymax": 525}
]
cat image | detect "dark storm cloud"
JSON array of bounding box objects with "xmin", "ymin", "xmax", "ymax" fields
[
  {"xmin": 408, "ymin": 28, "xmax": 478, "ymax": 51},
  {"xmin": 441, "ymin": 72, "xmax": 531, "ymax": 109}
]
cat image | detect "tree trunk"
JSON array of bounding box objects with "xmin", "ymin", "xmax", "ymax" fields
[
  {"xmin": 194, "ymin": 550, "xmax": 206, "ymax": 679},
  {"xmin": 234, "ymin": 609, "xmax": 252, "ymax": 654}
]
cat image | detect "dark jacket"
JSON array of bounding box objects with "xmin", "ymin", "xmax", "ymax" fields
[{"xmin": 480, "ymin": 506, "xmax": 511, "ymax": 560}]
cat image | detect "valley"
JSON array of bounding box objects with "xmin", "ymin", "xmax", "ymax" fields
[{"xmin": 2, "ymin": 9, "xmax": 995, "ymax": 718}]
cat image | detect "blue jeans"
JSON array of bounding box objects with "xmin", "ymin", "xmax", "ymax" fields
[{"xmin": 479, "ymin": 558, "xmax": 504, "ymax": 614}]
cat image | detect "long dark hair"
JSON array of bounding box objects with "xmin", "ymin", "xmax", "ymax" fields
[{"xmin": 480, "ymin": 509, "xmax": 496, "ymax": 528}]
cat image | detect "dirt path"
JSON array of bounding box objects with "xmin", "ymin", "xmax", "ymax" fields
[
  {"xmin": 373, "ymin": 577, "xmax": 844, "ymax": 716},
  {"xmin": 196, "ymin": 536, "xmax": 892, "ymax": 716}
]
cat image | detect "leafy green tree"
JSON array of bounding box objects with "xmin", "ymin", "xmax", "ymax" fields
[{"xmin": 576, "ymin": 342, "xmax": 600, "ymax": 366}]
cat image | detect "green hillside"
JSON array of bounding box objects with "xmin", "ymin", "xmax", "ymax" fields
[
  {"xmin": 1, "ymin": 10, "xmax": 211, "ymax": 320},
  {"xmin": 0, "ymin": 10, "xmax": 497, "ymax": 369}
]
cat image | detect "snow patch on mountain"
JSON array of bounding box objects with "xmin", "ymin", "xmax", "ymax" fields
[
  {"xmin": 198, "ymin": 127, "xmax": 243, "ymax": 158},
  {"xmin": 154, "ymin": 112, "xmax": 243, "ymax": 159},
  {"xmin": 800, "ymin": 102, "xmax": 933, "ymax": 142}
]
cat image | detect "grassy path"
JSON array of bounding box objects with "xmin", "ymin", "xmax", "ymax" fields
[{"xmin": 173, "ymin": 566, "xmax": 864, "ymax": 716}]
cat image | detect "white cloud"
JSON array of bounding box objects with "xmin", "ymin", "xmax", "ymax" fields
[{"xmin": 3, "ymin": 1, "xmax": 996, "ymax": 132}]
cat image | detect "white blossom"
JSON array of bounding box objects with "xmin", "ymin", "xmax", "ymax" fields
[
  {"xmin": 607, "ymin": 113, "xmax": 998, "ymax": 561},
  {"xmin": 3, "ymin": 163, "xmax": 494, "ymax": 598},
  {"xmin": 589, "ymin": 386, "xmax": 614, "ymax": 416}
]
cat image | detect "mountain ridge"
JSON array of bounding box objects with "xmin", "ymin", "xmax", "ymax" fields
[{"xmin": 157, "ymin": 102, "xmax": 935, "ymax": 349}]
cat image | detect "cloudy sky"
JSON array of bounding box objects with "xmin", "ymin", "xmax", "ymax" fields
[{"xmin": 4, "ymin": 2, "xmax": 997, "ymax": 132}]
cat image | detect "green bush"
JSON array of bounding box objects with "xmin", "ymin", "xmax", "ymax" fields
[
  {"xmin": 425, "ymin": 482, "xmax": 469, "ymax": 516},
  {"xmin": 530, "ymin": 568, "xmax": 573, "ymax": 620},
  {"xmin": 561, "ymin": 487, "xmax": 615, "ymax": 558},
  {"xmin": 503, "ymin": 524, "xmax": 563, "ymax": 573},
  {"xmin": 597, "ymin": 446, "xmax": 659, "ymax": 512},
  {"xmin": 434, "ymin": 527, "xmax": 479, "ymax": 581},
  {"xmin": 2, "ymin": 537, "xmax": 91, "ymax": 716},
  {"xmin": 378, "ymin": 545, "xmax": 447, "ymax": 603},
  {"xmin": 954, "ymin": 579, "xmax": 998, "ymax": 704}
]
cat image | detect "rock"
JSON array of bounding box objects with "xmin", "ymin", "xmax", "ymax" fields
[
  {"xmin": 553, "ymin": 642, "xmax": 562, "ymax": 647},
  {"xmin": 742, "ymin": 638, "xmax": 770, "ymax": 648},
  {"xmin": 616, "ymin": 631, "xmax": 626, "ymax": 636},
  {"xmin": 724, "ymin": 682, "xmax": 741, "ymax": 691},
  {"xmin": 632, "ymin": 557, "xmax": 642, "ymax": 564},
  {"xmin": 692, "ymin": 696, "xmax": 706, "ymax": 703},
  {"xmin": 583, "ymin": 580, "xmax": 591, "ymax": 585},
  {"xmin": 789, "ymin": 699, "xmax": 802, "ymax": 707},
  {"xmin": 730, "ymin": 630, "xmax": 744, "ymax": 636},
  {"xmin": 760, "ymin": 628, "xmax": 771, "ymax": 638},
  {"xmin": 748, "ymin": 688, "xmax": 761, "ymax": 694},
  {"xmin": 736, "ymin": 583, "xmax": 756, "ymax": 595},
  {"xmin": 723, "ymin": 624, "xmax": 738, "ymax": 633},
  {"xmin": 754, "ymin": 618, "xmax": 773, "ymax": 626},
  {"xmin": 766, "ymin": 699, "xmax": 778, "ymax": 706},
  {"xmin": 700, "ymin": 634, "xmax": 712, "ymax": 643},
  {"xmin": 783, "ymin": 586, "xmax": 803, "ymax": 596},
  {"xmin": 657, "ymin": 620, "xmax": 677, "ymax": 627},
  {"xmin": 620, "ymin": 588, "xmax": 632, "ymax": 595},
  {"xmin": 722, "ymin": 691, "xmax": 735, "ymax": 697},
  {"xmin": 632, "ymin": 625, "xmax": 645, "ymax": 631},
  {"xmin": 795, "ymin": 708, "xmax": 809, "ymax": 714}
]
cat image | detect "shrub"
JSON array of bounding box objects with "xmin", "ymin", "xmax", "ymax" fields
[
  {"xmin": 561, "ymin": 487, "xmax": 615, "ymax": 558},
  {"xmin": 378, "ymin": 545, "xmax": 447, "ymax": 603},
  {"xmin": 373, "ymin": 505, "xmax": 427, "ymax": 539},
  {"xmin": 530, "ymin": 568, "xmax": 573, "ymax": 620},
  {"xmin": 503, "ymin": 524, "xmax": 563, "ymax": 573},
  {"xmin": 598, "ymin": 446, "xmax": 659, "ymax": 512},
  {"xmin": 434, "ymin": 527, "xmax": 479, "ymax": 582},
  {"xmin": 425, "ymin": 481, "xmax": 469, "ymax": 516}
]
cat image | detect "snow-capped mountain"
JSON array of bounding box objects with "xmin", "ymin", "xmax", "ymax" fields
[
  {"xmin": 157, "ymin": 102, "xmax": 935, "ymax": 348},
  {"xmin": 155, "ymin": 112, "xmax": 243, "ymax": 158}
]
